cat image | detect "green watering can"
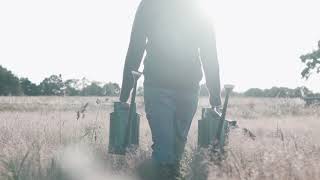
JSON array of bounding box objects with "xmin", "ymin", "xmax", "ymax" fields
[
  {"xmin": 108, "ymin": 71, "xmax": 142, "ymax": 155},
  {"xmin": 198, "ymin": 84, "xmax": 236, "ymax": 152}
]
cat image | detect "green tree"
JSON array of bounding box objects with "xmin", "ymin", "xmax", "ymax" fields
[
  {"xmin": 300, "ymin": 40, "xmax": 320, "ymax": 79},
  {"xmin": 20, "ymin": 78, "xmax": 40, "ymax": 96},
  {"xmin": 263, "ymin": 87, "xmax": 283, "ymax": 97},
  {"xmin": 104, "ymin": 82, "xmax": 120, "ymax": 96},
  {"xmin": 64, "ymin": 79, "xmax": 81, "ymax": 96},
  {"xmin": 0, "ymin": 65, "xmax": 21, "ymax": 95},
  {"xmin": 39, "ymin": 74, "xmax": 64, "ymax": 96},
  {"xmin": 82, "ymin": 82, "xmax": 104, "ymax": 96},
  {"xmin": 244, "ymin": 87, "xmax": 304, "ymax": 98}
]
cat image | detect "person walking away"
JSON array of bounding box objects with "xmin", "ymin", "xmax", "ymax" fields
[{"xmin": 119, "ymin": 0, "xmax": 222, "ymax": 179}]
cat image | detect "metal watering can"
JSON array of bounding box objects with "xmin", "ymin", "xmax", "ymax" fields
[
  {"xmin": 109, "ymin": 75, "xmax": 236, "ymax": 155},
  {"xmin": 108, "ymin": 71, "xmax": 142, "ymax": 155},
  {"xmin": 198, "ymin": 84, "xmax": 236, "ymax": 152}
]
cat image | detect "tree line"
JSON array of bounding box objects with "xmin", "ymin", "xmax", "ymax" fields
[
  {"xmin": 242, "ymin": 87, "xmax": 319, "ymax": 98},
  {"xmin": 0, "ymin": 65, "xmax": 318, "ymax": 97},
  {"xmin": 201, "ymin": 84, "xmax": 318, "ymax": 98},
  {"xmin": 0, "ymin": 65, "xmax": 120, "ymax": 96}
]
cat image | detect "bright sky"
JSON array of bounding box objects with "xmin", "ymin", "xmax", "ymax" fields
[{"xmin": 0, "ymin": 0, "xmax": 319, "ymax": 92}]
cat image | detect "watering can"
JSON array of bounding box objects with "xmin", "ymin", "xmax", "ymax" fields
[
  {"xmin": 108, "ymin": 71, "xmax": 142, "ymax": 155},
  {"xmin": 198, "ymin": 84, "xmax": 236, "ymax": 152}
]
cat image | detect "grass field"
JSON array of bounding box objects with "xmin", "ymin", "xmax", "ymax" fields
[{"xmin": 1, "ymin": 96, "xmax": 320, "ymax": 180}]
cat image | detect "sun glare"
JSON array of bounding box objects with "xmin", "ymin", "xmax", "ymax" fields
[{"xmin": 198, "ymin": 0, "xmax": 216, "ymax": 20}]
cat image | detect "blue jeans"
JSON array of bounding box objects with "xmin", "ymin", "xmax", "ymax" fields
[{"xmin": 144, "ymin": 85, "xmax": 199, "ymax": 165}]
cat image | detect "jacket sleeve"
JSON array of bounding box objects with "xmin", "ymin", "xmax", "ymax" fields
[
  {"xmin": 119, "ymin": 1, "xmax": 147, "ymax": 102},
  {"xmin": 199, "ymin": 20, "xmax": 222, "ymax": 107}
]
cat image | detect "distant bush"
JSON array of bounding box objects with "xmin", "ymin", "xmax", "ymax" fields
[{"xmin": 244, "ymin": 88, "xmax": 265, "ymax": 97}]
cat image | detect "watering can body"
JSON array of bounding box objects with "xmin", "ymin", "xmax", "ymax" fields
[
  {"xmin": 108, "ymin": 102, "xmax": 140, "ymax": 155},
  {"xmin": 198, "ymin": 108, "xmax": 236, "ymax": 149}
]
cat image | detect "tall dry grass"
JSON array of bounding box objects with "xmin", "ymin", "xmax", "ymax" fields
[{"xmin": 0, "ymin": 96, "xmax": 319, "ymax": 180}]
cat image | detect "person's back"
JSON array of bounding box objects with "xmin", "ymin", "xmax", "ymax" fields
[
  {"xmin": 119, "ymin": 0, "xmax": 222, "ymax": 179},
  {"xmin": 121, "ymin": 0, "xmax": 221, "ymax": 104},
  {"xmin": 144, "ymin": 1, "xmax": 203, "ymax": 90}
]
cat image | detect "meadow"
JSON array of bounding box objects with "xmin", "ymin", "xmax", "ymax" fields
[{"xmin": 0, "ymin": 96, "xmax": 320, "ymax": 180}]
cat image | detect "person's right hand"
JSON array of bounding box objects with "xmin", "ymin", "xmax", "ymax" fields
[
  {"xmin": 119, "ymin": 91, "xmax": 130, "ymax": 103},
  {"xmin": 214, "ymin": 105, "xmax": 222, "ymax": 112},
  {"xmin": 209, "ymin": 95, "xmax": 221, "ymax": 108},
  {"xmin": 211, "ymin": 105, "xmax": 222, "ymax": 115}
]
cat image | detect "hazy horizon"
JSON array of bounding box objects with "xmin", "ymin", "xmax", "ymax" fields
[{"xmin": 1, "ymin": 0, "xmax": 319, "ymax": 92}]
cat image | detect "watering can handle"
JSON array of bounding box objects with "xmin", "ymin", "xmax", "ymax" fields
[
  {"xmin": 124, "ymin": 71, "xmax": 143, "ymax": 147},
  {"xmin": 214, "ymin": 84, "xmax": 234, "ymax": 147},
  {"xmin": 129, "ymin": 71, "xmax": 143, "ymax": 105},
  {"xmin": 220, "ymin": 84, "xmax": 234, "ymax": 121}
]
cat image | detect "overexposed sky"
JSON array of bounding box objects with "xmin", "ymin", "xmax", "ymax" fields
[{"xmin": 0, "ymin": 0, "xmax": 319, "ymax": 92}]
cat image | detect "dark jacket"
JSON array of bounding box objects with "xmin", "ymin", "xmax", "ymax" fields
[{"xmin": 120, "ymin": 0, "xmax": 221, "ymax": 107}]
